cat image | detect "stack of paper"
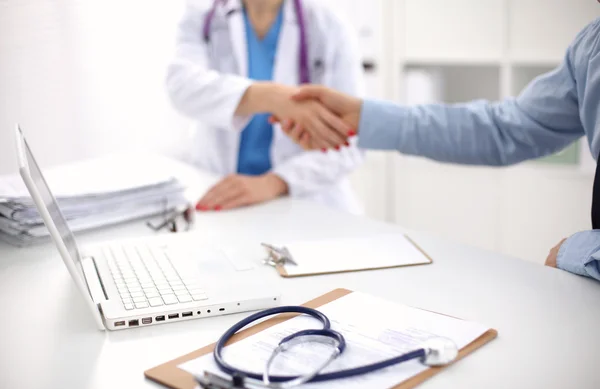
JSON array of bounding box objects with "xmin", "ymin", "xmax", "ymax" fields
[{"xmin": 0, "ymin": 153, "xmax": 195, "ymax": 246}]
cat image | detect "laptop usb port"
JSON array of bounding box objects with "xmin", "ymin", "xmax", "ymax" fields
[
  {"xmin": 182, "ymin": 311, "xmax": 193, "ymax": 318},
  {"xmin": 142, "ymin": 317, "xmax": 152, "ymax": 325},
  {"xmin": 168, "ymin": 313, "xmax": 179, "ymax": 320},
  {"xmin": 114, "ymin": 321, "xmax": 126, "ymax": 327},
  {"xmin": 155, "ymin": 315, "xmax": 165, "ymax": 322},
  {"xmin": 128, "ymin": 319, "xmax": 139, "ymax": 327}
]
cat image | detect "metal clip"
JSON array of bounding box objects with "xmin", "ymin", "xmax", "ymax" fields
[
  {"xmin": 261, "ymin": 243, "xmax": 297, "ymax": 266},
  {"xmin": 196, "ymin": 371, "xmax": 247, "ymax": 389}
]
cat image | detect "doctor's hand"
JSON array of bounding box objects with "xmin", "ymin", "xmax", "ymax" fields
[
  {"xmin": 238, "ymin": 83, "xmax": 353, "ymax": 149},
  {"xmin": 271, "ymin": 86, "xmax": 363, "ymax": 150},
  {"xmin": 195, "ymin": 173, "xmax": 288, "ymax": 211}
]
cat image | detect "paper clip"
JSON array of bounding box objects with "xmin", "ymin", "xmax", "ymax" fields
[{"xmin": 261, "ymin": 243, "xmax": 297, "ymax": 267}]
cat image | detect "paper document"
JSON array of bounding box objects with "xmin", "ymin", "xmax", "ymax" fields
[
  {"xmin": 279, "ymin": 234, "xmax": 431, "ymax": 276},
  {"xmin": 0, "ymin": 152, "xmax": 179, "ymax": 202},
  {"xmin": 0, "ymin": 152, "xmax": 220, "ymax": 246},
  {"xmin": 0, "ymin": 200, "xmax": 167, "ymax": 237},
  {"xmin": 180, "ymin": 292, "xmax": 491, "ymax": 389}
]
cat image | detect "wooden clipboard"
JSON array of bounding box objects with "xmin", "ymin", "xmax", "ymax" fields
[
  {"xmin": 275, "ymin": 235, "xmax": 433, "ymax": 278},
  {"xmin": 145, "ymin": 288, "xmax": 498, "ymax": 389}
]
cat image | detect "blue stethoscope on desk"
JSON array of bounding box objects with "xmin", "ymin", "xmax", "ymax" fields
[
  {"xmin": 196, "ymin": 306, "xmax": 459, "ymax": 389},
  {"xmin": 203, "ymin": 0, "xmax": 312, "ymax": 84}
]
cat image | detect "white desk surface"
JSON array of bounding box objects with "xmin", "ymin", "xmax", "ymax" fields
[{"xmin": 1, "ymin": 198, "xmax": 599, "ymax": 389}]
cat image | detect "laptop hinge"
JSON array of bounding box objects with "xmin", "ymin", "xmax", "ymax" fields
[{"xmin": 81, "ymin": 256, "xmax": 109, "ymax": 302}]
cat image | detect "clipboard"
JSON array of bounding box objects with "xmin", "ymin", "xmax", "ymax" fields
[
  {"xmin": 264, "ymin": 234, "xmax": 433, "ymax": 278},
  {"xmin": 145, "ymin": 288, "xmax": 498, "ymax": 389}
]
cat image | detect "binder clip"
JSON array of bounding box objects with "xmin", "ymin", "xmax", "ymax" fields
[{"xmin": 261, "ymin": 243, "xmax": 297, "ymax": 267}]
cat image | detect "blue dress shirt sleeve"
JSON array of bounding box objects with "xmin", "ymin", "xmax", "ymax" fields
[
  {"xmin": 557, "ymin": 231, "xmax": 600, "ymax": 280},
  {"xmin": 357, "ymin": 21, "xmax": 600, "ymax": 165}
]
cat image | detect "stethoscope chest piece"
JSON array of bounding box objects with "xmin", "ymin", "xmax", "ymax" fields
[{"xmin": 420, "ymin": 337, "xmax": 459, "ymax": 366}]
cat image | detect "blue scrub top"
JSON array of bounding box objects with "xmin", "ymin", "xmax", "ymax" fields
[{"xmin": 237, "ymin": 6, "xmax": 284, "ymax": 176}]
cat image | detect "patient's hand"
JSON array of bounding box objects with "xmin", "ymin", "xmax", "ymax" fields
[
  {"xmin": 544, "ymin": 238, "xmax": 567, "ymax": 268},
  {"xmin": 270, "ymin": 86, "xmax": 362, "ymax": 151},
  {"xmin": 237, "ymin": 83, "xmax": 354, "ymax": 150},
  {"xmin": 195, "ymin": 173, "xmax": 288, "ymax": 211},
  {"xmin": 271, "ymin": 90, "xmax": 352, "ymax": 150}
]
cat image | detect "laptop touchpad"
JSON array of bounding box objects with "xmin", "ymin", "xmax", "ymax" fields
[
  {"xmin": 220, "ymin": 247, "xmax": 256, "ymax": 271},
  {"xmin": 188, "ymin": 245, "xmax": 256, "ymax": 273}
]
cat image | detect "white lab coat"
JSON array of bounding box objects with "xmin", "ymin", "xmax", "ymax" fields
[{"xmin": 166, "ymin": 0, "xmax": 365, "ymax": 214}]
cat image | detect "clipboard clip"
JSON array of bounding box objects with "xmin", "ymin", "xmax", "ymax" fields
[
  {"xmin": 261, "ymin": 242, "xmax": 297, "ymax": 267},
  {"xmin": 196, "ymin": 371, "xmax": 248, "ymax": 389}
]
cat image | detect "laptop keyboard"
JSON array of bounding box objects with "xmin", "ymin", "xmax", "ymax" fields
[{"xmin": 104, "ymin": 245, "xmax": 208, "ymax": 310}]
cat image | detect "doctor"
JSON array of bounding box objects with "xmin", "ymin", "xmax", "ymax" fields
[{"xmin": 166, "ymin": 0, "xmax": 364, "ymax": 213}]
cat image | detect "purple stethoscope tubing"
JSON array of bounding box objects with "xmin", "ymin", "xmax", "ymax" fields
[{"xmin": 202, "ymin": 0, "xmax": 310, "ymax": 83}]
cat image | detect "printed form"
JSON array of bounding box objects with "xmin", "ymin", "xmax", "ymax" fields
[{"xmin": 180, "ymin": 292, "xmax": 491, "ymax": 389}]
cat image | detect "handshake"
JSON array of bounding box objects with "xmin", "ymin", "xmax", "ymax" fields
[{"xmin": 246, "ymin": 83, "xmax": 363, "ymax": 151}]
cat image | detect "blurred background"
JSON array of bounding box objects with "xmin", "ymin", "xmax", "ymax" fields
[{"xmin": 1, "ymin": 0, "xmax": 598, "ymax": 263}]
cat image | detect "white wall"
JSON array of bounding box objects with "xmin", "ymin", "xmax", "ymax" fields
[
  {"xmin": 1, "ymin": 0, "xmax": 599, "ymax": 264},
  {"xmin": 0, "ymin": 0, "xmax": 189, "ymax": 173},
  {"xmin": 0, "ymin": 0, "xmax": 85, "ymax": 172}
]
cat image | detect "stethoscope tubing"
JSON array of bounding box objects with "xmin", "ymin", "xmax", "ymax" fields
[
  {"xmin": 203, "ymin": 0, "xmax": 311, "ymax": 84},
  {"xmin": 212, "ymin": 306, "xmax": 428, "ymax": 386}
]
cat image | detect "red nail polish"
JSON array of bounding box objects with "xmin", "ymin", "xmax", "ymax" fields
[
  {"xmin": 195, "ymin": 203, "xmax": 202, "ymax": 211},
  {"xmin": 321, "ymin": 148, "xmax": 327, "ymax": 153},
  {"xmin": 335, "ymin": 145, "xmax": 340, "ymax": 151},
  {"xmin": 214, "ymin": 205, "xmax": 222, "ymax": 211},
  {"xmin": 344, "ymin": 141, "xmax": 350, "ymax": 147},
  {"xmin": 348, "ymin": 130, "xmax": 357, "ymax": 136}
]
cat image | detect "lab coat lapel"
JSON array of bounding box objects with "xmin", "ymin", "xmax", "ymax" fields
[
  {"xmin": 220, "ymin": 0, "xmax": 246, "ymax": 173},
  {"xmin": 271, "ymin": 1, "xmax": 301, "ymax": 164},
  {"xmin": 227, "ymin": 0, "xmax": 248, "ymax": 77},
  {"xmin": 273, "ymin": 0, "xmax": 300, "ymax": 87}
]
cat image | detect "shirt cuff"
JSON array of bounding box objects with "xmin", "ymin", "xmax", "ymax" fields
[
  {"xmin": 227, "ymin": 78, "xmax": 253, "ymax": 131},
  {"xmin": 556, "ymin": 230, "xmax": 600, "ymax": 280},
  {"xmin": 357, "ymin": 99, "xmax": 407, "ymax": 151}
]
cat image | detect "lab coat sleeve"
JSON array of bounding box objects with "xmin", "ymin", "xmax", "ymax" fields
[
  {"xmin": 356, "ymin": 20, "xmax": 596, "ymax": 166},
  {"xmin": 166, "ymin": 5, "xmax": 253, "ymax": 131},
  {"xmin": 272, "ymin": 12, "xmax": 365, "ymax": 197},
  {"xmin": 556, "ymin": 231, "xmax": 600, "ymax": 281}
]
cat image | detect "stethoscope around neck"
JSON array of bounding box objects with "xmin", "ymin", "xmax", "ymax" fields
[
  {"xmin": 202, "ymin": 0, "xmax": 311, "ymax": 84},
  {"xmin": 196, "ymin": 306, "xmax": 460, "ymax": 389}
]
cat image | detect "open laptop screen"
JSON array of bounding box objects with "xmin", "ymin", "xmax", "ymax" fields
[{"xmin": 23, "ymin": 135, "xmax": 82, "ymax": 273}]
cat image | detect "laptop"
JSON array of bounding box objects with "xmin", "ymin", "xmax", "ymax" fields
[{"xmin": 15, "ymin": 125, "xmax": 280, "ymax": 330}]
